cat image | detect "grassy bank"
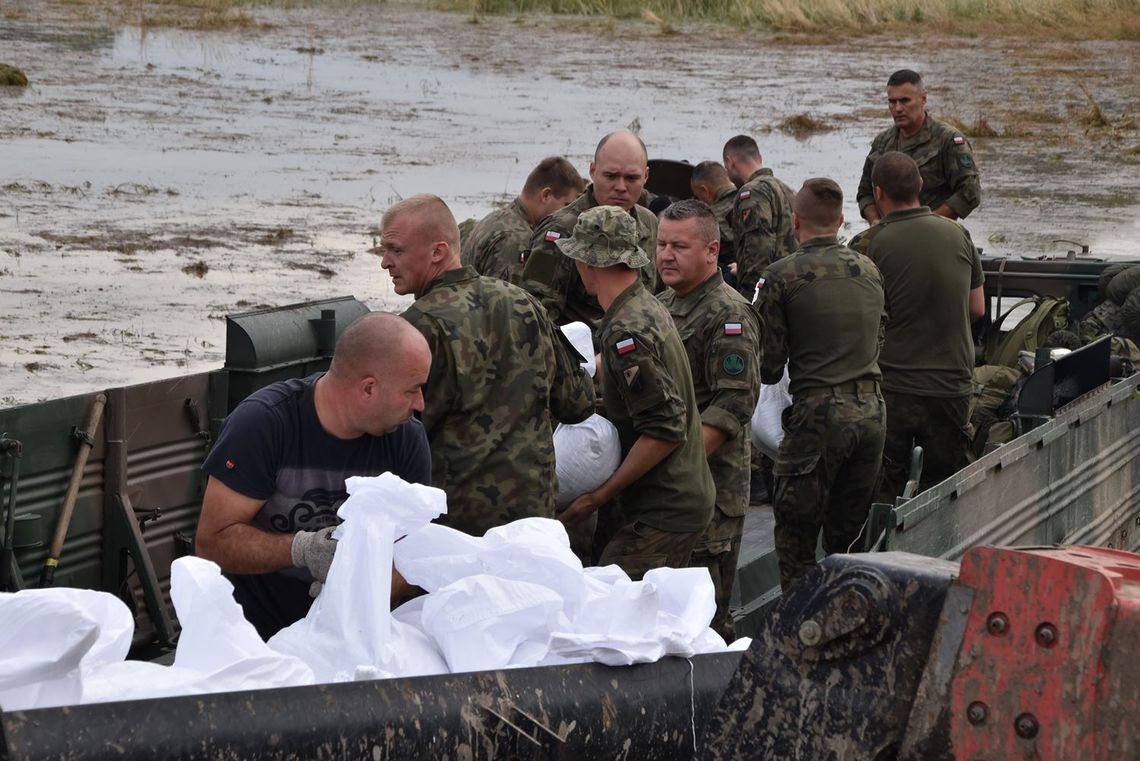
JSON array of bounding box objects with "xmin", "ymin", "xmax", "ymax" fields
[
  {"xmin": 441, "ymin": 0, "xmax": 1140, "ymax": 39},
  {"xmin": 24, "ymin": 0, "xmax": 1140, "ymax": 37}
]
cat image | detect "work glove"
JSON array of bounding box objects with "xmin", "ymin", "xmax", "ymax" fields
[{"xmin": 290, "ymin": 525, "xmax": 338, "ymax": 583}]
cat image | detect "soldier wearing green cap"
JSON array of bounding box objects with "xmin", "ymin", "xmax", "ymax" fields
[{"xmin": 555, "ymin": 205, "xmax": 714, "ymax": 581}]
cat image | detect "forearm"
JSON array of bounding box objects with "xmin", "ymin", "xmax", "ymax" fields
[
  {"xmin": 593, "ymin": 434, "xmax": 679, "ymax": 504},
  {"xmin": 196, "ymin": 522, "xmax": 295, "ymax": 574},
  {"xmin": 701, "ymin": 423, "xmax": 730, "ymax": 457}
]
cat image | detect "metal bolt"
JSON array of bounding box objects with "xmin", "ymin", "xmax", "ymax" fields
[
  {"xmin": 986, "ymin": 612, "xmax": 1009, "ymax": 636},
  {"xmin": 967, "ymin": 702, "xmax": 988, "ymax": 726},
  {"xmin": 1015, "ymin": 713, "xmax": 1039, "ymax": 739},
  {"xmin": 1035, "ymin": 623, "xmax": 1058, "ymax": 648},
  {"xmin": 798, "ymin": 619, "xmax": 822, "ymax": 647}
]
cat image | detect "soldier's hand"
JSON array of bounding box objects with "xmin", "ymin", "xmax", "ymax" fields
[
  {"xmin": 291, "ymin": 525, "xmax": 338, "ymax": 582},
  {"xmin": 558, "ymin": 492, "xmax": 600, "ymax": 527}
]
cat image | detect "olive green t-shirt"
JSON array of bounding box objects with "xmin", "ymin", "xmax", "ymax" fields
[
  {"xmin": 865, "ymin": 207, "xmax": 984, "ymax": 398},
  {"xmin": 599, "ymin": 281, "xmax": 715, "ymax": 533},
  {"xmin": 758, "ymin": 236, "xmax": 885, "ymax": 397}
]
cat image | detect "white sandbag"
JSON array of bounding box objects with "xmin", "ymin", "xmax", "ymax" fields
[
  {"xmin": 553, "ymin": 414, "xmax": 622, "ymax": 507},
  {"xmin": 751, "ymin": 366, "xmax": 792, "ymax": 460},
  {"xmin": 269, "ymin": 473, "xmax": 450, "ymax": 682},
  {"xmin": 170, "ymin": 557, "xmax": 314, "ymax": 692},
  {"xmin": 420, "ymin": 574, "xmax": 565, "ymax": 673},
  {"xmin": 560, "ymin": 321, "xmax": 596, "ymax": 378},
  {"xmin": 0, "ymin": 588, "xmax": 131, "ymax": 711}
]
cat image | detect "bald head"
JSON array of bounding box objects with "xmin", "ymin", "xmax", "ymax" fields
[
  {"xmin": 328, "ymin": 312, "xmax": 426, "ymax": 382},
  {"xmin": 594, "ymin": 131, "xmax": 648, "ymax": 164},
  {"xmin": 590, "ymin": 131, "xmax": 650, "ymax": 210},
  {"xmin": 793, "ymin": 178, "xmax": 844, "ymax": 239}
]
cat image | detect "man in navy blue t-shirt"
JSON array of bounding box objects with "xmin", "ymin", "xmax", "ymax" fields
[{"xmin": 197, "ymin": 312, "xmax": 433, "ymax": 638}]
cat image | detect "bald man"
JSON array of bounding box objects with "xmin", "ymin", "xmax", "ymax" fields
[
  {"xmin": 380, "ymin": 194, "xmax": 595, "ymax": 536},
  {"xmin": 520, "ymin": 131, "xmax": 660, "ymax": 336},
  {"xmin": 197, "ymin": 312, "xmax": 433, "ymax": 638}
]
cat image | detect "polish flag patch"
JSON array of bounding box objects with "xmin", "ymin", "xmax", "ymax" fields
[
  {"xmin": 953, "ymin": 136, "xmax": 966, "ymax": 145},
  {"xmin": 739, "ymin": 190, "xmax": 752, "ymax": 200},
  {"xmin": 615, "ymin": 337, "xmax": 637, "ymax": 355},
  {"xmin": 724, "ymin": 322, "xmax": 743, "ymax": 335},
  {"xmin": 544, "ymin": 231, "xmax": 562, "ymax": 242}
]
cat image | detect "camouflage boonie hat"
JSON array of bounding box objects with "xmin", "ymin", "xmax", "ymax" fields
[{"xmin": 555, "ymin": 205, "xmax": 649, "ymax": 268}]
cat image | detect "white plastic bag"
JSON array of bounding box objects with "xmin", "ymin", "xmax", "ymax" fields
[
  {"xmin": 269, "ymin": 472, "xmax": 450, "ymax": 682},
  {"xmin": 553, "ymin": 415, "xmax": 622, "ymax": 507},
  {"xmin": 560, "ymin": 321, "xmax": 596, "ymax": 378},
  {"xmin": 0, "ymin": 588, "xmax": 132, "ymax": 711},
  {"xmin": 752, "ymin": 366, "xmax": 792, "ymax": 460}
]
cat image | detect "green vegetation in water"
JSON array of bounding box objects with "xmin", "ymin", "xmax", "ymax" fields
[
  {"xmin": 778, "ymin": 113, "xmax": 833, "ymax": 139},
  {"xmin": 441, "ymin": 0, "xmax": 1140, "ymax": 39},
  {"xmin": 0, "ymin": 63, "xmax": 29, "ymax": 86}
]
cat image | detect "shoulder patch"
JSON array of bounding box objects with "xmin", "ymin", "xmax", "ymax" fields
[
  {"xmin": 739, "ymin": 190, "xmax": 751, "ymax": 200},
  {"xmin": 544, "ymin": 230, "xmax": 561, "ymax": 242},
  {"xmin": 959, "ymin": 154, "xmax": 974, "ymax": 169},
  {"xmin": 722, "ymin": 353, "xmax": 745, "ymax": 376},
  {"xmin": 953, "ymin": 135, "xmax": 966, "ymax": 145},
  {"xmin": 724, "ymin": 322, "xmax": 743, "ymax": 335},
  {"xmin": 615, "ymin": 337, "xmax": 636, "ymax": 355}
]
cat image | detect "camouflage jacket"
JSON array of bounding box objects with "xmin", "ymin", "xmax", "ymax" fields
[
  {"xmin": 710, "ymin": 184, "xmax": 738, "ymax": 264},
  {"xmin": 520, "ymin": 185, "xmax": 658, "ymax": 335},
  {"xmin": 460, "ymin": 196, "xmax": 533, "ymax": 284},
  {"xmin": 730, "ymin": 168, "xmax": 797, "ymax": 300},
  {"xmin": 856, "ymin": 114, "xmax": 981, "ymax": 219},
  {"xmin": 658, "ymin": 271, "xmax": 761, "ymax": 518},
  {"xmin": 599, "ymin": 281, "xmax": 714, "ymax": 533},
  {"xmin": 403, "ymin": 266, "xmax": 595, "ymax": 536},
  {"xmin": 757, "ymin": 236, "xmax": 885, "ymax": 397}
]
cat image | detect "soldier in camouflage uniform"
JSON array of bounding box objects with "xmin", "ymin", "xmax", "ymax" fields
[
  {"xmin": 757, "ymin": 179, "xmax": 886, "ymax": 591},
  {"xmin": 856, "ymin": 69, "xmax": 981, "ymax": 224},
  {"xmin": 520, "ymin": 131, "xmax": 659, "ymax": 336},
  {"xmin": 656, "ymin": 199, "xmax": 761, "ymax": 641},
  {"xmin": 379, "ymin": 194, "xmax": 595, "ymax": 536},
  {"xmin": 690, "ymin": 160, "xmax": 739, "ymax": 288},
  {"xmin": 555, "ymin": 206, "xmax": 714, "ymax": 580},
  {"xmin": 722, "ymin": 135, "xmax": 797, "ymax": 302},
  {"xmin": 460, "ymin": 156, "xmax": 584, "ymax": 284}
]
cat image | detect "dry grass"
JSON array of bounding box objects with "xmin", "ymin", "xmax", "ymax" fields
[
  {"xmin": 446, "ymin": 0, "xmax": 1140, "ymax": 39},
  {"xmin": 778, "ymin": 113, "xmax": 832, "ymax": 138}
]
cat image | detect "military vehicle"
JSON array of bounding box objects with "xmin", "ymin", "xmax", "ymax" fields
[{"xmin": 2, "ymin": 174, "xmax": 1138, "ymax": 756}]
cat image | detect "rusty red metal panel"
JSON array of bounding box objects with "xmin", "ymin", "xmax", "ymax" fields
[{"xmin": 949, "ymin": 546, "xmax": 1140, "ymax": 760}]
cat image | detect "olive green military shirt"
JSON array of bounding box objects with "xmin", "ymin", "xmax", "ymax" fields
[
  {"xmin": 599, "ymin": 281, "xmax": 714, "ymax": 533},
  {"xmin": 658, "ymin": 271, "xmax": 761, "ymax": 519},
  {"xmin": 710, "ymin": 184, "xmax": 738, "ymax": 265},
  {"xmin": 460, "ymin": 196, "xmax": 533, "ymax": 284},
  {"xmin": 403, "ymin": 266, "xmax": 595, "ymax": 536},
  {"xmin": 520, "ymin": 185, "xmax": 658, "ymax": 335},
  {"xmin": 856, "ymin": 114, "xmax": 981, "ymax": 220},
  {"xmin": 758, "ymin": 236, "xmax": 885, "ymax": 397},
  {"xmin": 861, "ymin": 206, "xmax": 984, "ymax": 398},
  {"xmin": 730, "ymin": 168, "xmax": 797, "ymax": 301}
]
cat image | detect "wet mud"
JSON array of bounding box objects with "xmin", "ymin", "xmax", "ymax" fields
[{"xmin": 1, "ymin": 2, "xmax": 1138, "ymax": 406}]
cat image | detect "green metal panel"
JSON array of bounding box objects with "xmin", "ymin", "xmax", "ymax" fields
[{"xmin": 886, "ymin": 373, "xmax": 1140, "ymax": 559}]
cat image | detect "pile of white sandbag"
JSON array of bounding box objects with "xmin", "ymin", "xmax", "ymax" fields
[{"xmin": 0, "ymin": 473, "xmax": 745, "ymax": 712}]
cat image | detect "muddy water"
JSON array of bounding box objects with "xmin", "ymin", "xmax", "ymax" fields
[{"xmin": 1, "ymin": 3, "xmax": 1138, "ymax": 406}]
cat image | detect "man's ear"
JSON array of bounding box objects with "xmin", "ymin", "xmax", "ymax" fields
[{"xmin": 873, "ymin": 185, "xmax": 884, "ymax": 206}]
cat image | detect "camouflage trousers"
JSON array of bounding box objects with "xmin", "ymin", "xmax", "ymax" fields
[
  {"xmin": 689, "ymin": 507, "xmax": 745, "ymax": 642},
  {"xmin": 773, "ymin": 384, "xmax": 885, "ymax": 591},
  {"xmin": 877, "ymin": 391, "xmax": 971, "ymax": 503},
  {"xmin": 598, "ymin": 520, "xmax": 704, "ymax": 582}
]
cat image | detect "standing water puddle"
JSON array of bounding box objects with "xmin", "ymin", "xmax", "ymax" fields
[{"xmin": 1, "ymin": 3, "xmax": 1138, "ymax": 404}]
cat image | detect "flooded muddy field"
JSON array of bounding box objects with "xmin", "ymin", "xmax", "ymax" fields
[{"xmin": 1, "ymin": 2, "xmax": 1138, "ymax": 406}]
